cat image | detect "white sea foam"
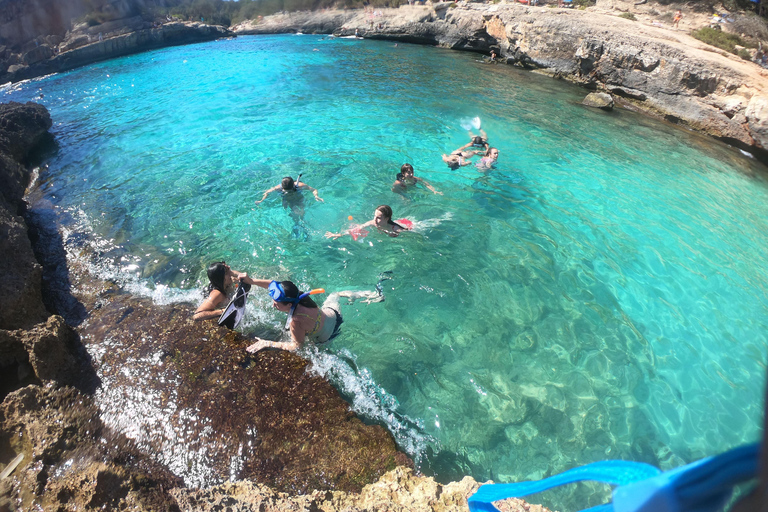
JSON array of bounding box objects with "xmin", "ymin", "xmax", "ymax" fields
[{"xmin": 303, "ymin": 345, "xmax": 433, "ymax": 464}]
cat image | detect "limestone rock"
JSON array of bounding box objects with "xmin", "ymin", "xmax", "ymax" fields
[
  {"xmin": 170, "ymin": 466, "xmax": 553, "ymax": 511},
  {"xmin": 0, "ymin": 385, "xmax": 182, "ymax": 512},
  {"xmin": 583, "ymin": 92, "xmax": 615, "ymax": 110}
]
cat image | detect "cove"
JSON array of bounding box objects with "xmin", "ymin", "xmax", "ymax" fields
[{"xmin": 4, "ymin": 34, "xmax": 768, "ymax": 511}]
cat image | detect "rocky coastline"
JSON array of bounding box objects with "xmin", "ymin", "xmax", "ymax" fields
[
  {"xmin": 232, "ymin": 3, "xmax": 768, "ymax": 164},
  {"xmin": 0, "ymin": 101, "xmax": 549, "ymax": 511}
]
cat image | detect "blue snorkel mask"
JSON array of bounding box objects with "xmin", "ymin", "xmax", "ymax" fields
[{"xmin": 268, "ymin": 281, "xmax": 325, "ymax": 330}]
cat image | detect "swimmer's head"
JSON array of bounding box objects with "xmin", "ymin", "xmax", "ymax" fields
[
  {"xmin": 487, "ymin": 147, "xmax": 499, "ymax": 159},
  {"xmin": 271, "ymin": 280, "xmax": 318, "ymax": 309},
  {"xmin": 472, "ymin": 136, "xmax": 485, "ymax": 146},
  {"xmin": 207, "ymin": 261, "xmax": 229, "ymax": 293},
  {"xmin": 400, "ymin": 163, "xmax": 414, "ymax": 177},
  {"xmin": 374, "ymin": 205, "xmax": 393, "ymax": 228},
  {"xmin": 281, "ymin": 177, "xmax": 296, "ymax": 191}
]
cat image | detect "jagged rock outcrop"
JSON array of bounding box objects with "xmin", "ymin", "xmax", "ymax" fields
[
  {"xmin": 234, "ymin": 5, "xmax": 768, "ymax": 161},
  {"xmin": 170, "ymin": 466, "xmax": 552, "ymax": 512},
  {"xmin": 0, "ymin": 384, "xmax": 182, "ymax": 512},
  {"xmin": 0, "ymin": 102, "xmax": 51, "ymax": 331}
]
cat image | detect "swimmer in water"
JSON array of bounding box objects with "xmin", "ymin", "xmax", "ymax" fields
[
  {"xmin": 325, "ymin": 205, "xmax": 411, "ymax": 239},
  {"xmin": 255, "ymin": 175, "xmax": 323, "ymax": 222},
  {"xmin": 476, "ymin": 147, "xmax": 499, "ymax": 170},
  {"xmin": 244, "ymin": 279, "xmax": 384, "ymax": 353},
  {"xmin": 193, "ymin": 261, "xmax": 249, "ymax": 321},
  {"xmin": 392, "ymin": 163, "xmax": 442, "ymax": 196},
  {"xmin": 442, "ymin": 142, "xmax": 482, "ymax": 170}
]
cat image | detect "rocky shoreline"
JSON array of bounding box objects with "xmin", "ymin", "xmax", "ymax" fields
[
  {"xmin": 0, "ymin": 101, "xmax": 549, "ymax": 511},
  {"xmin": 3, "ymin": 4, "xmax": 767, "ymax": 163},
  {"xmin": 232, "ymin": 3, "xmax": 768, "ymax": 164}
]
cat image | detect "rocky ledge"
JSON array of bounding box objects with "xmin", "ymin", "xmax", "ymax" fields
[{"xmin": 233, "ymin": 3, "xmax": 768, "ymax": 163}]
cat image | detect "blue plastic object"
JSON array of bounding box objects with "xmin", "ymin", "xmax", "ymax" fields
[{"xmin": 468, "ymin": 443, "xmax": 759, "ymax": 512}]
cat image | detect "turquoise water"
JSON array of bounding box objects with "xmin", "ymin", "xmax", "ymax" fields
[{"xmin": 6, "ymin": 34, "xmax": 768, "ymax": 509}]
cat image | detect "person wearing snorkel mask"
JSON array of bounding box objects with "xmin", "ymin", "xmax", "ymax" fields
[
  {"xmin": 254, "ymin": 175, "xmax": 323, "ymax": 221},
  {"xmin": 245, "ymin": 279, "xmax": 383, "ymax": 353}
]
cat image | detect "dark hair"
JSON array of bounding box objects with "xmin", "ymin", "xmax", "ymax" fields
[
  {"xmin": 206, "ymin": 261, "xmax": 227, "ymax": 295},
  {"xmin": 472, "ymin": 136, "xmax": 485, "ymax": 146},
  {"xmin": 280, "ymin": 281, "xmax": 318, "ymax": 308},
  {"xmin": 281, "ymin": 176, "xmax": 296, "ymax": 191},
  {"xmin": 400, "ymin": 163, "xmax": 414, "ymax": 174},
  {"xmin": 375, "ymin": 205, "xmax": 403, "ymax": 229}
]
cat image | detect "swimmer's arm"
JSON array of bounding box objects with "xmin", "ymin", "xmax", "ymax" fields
[
  {"xmin": 298, "ymin": 183, "xmax": 324, "ymax": 202},
  {"xmin": 417, "ymin": 178, "xmax": 442, "ymax": 195},
  {"xmin": 254, "ymin": 186, "xmax": 281, "ymax": 204},
  {"xmin": 392, "ymin": 180, "xmax": 407, "ymax": 196},
  {"xmin": 193, "ymin": 290, "xmax": 226, "ymax": 321},
  {"xmin": 325, "ymin": 231, "xmax": 346, "ymax": 239},
  {"xmin": 246, "ymin": 337, "xmax": 300, "ymax": 353}
]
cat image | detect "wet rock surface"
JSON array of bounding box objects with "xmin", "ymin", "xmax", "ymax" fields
[
  {"xmin": 1, "ymin": 384, "xmax": 182, "ymax": 512},
  {"xmin": 70, "ymin": 285, "xmax": 411, "ymax": 492}
]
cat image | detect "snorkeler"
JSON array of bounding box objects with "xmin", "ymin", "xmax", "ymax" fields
[
  {"xmin": 392, "ymin": 163, "xmax": 442, "ymax": 196},
  {"xmin": 476, "ymin": 147, "xmax": 499, "ymax": 171},
  {"xmin": 193, "ymin": 261, "xmax": 249, "ymax": 321},
  {"xmin": 255, "ymin": 175, "xmax": 324, "ymax": 205},
  {"xmin": 468, "ymin": 127, "xmax": 489, "ymax": 151},
  {"xmin": 244, "ymin": 279, "xmax": 383, "ymax": 353},
  {"xmin": 325, "ymin": 205, "xmax": 412, "ymax": 239}
]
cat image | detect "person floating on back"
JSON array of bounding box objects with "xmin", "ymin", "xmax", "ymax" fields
[{"xmin": 392, "ymin": 163, "xmax": 442, "ymax": 196}]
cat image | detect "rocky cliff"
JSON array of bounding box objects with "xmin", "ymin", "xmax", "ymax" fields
[
  {"xmin": 0, "ymin": 21, "xmax": 234, "ymax": 86},
  {"xmin": 233, "ymin": 4, "xmax": 768, "ymax": 163}
]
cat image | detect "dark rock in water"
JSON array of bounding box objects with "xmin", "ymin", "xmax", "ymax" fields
[
  {"xmin": 582, "ymin": 92, "xmax": 615, "ymax": 111},
  {"xmin": 0, "ymin": 102, "xmax": 53, "ymax": 331}
]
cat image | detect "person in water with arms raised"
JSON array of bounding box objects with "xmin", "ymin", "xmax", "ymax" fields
[{"xmin": 245, "ymin": 280, "xmax": 383, "ymax": 353}]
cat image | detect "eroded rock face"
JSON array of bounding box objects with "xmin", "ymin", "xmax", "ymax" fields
[
  {"xmin": 0, "ymin": 22, "xmax": 234, "ymax": 86},
  {"xmin": 170, "ymin": 466, "xmax": 553, "ymax": 512},
  {"xmin": 0, "ymin": 384, "xmax": 182, "ymax": 512},
  {"xmin": 0, "ymin": 102, "xmax": 52, "ymax": 331}
]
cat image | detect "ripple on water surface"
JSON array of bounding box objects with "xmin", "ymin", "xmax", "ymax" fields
[{"xmin": 7, "ymin": 34, "xmax": 768, "ymax": 511}]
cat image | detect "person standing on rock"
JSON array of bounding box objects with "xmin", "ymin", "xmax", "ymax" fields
[{"xmin": 673, "ymin": 9, "xmax": 683, "ymax": 28}]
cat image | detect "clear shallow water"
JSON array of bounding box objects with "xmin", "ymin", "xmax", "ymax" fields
[{"xmin": 6, "ymin": 34, "xmax": 768, "ymax": 509}]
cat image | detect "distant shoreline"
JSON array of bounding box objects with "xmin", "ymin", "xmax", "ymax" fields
[{"xmin": 232, "ymin": 4, "xmax": 768, "ymax": 165}]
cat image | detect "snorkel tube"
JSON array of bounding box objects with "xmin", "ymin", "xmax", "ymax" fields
[
  {"xmin": 268, "ymin": 281, "xmax": 325, "ymax": 330},
  {"xmin": 294, "ymin": 172, "xmax": 303, "ymax": 191},
  {"xmin": 284, "ymin": 287, "xmax": 325, "ymax": 329}
]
